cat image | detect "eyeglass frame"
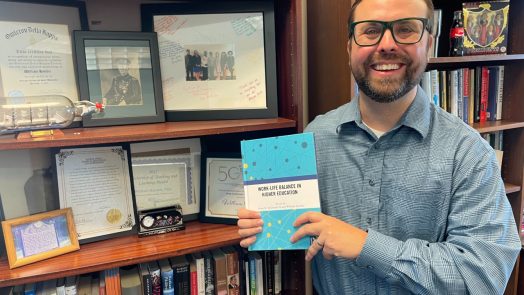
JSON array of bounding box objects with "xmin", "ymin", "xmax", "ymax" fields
[{"xmin": 348, "ymin": 17, "xmax": 432, "ymax": 47}]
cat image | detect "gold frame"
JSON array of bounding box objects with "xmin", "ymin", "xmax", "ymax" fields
[{"xmin": 1, "ymin": 208, "xmax": 79, "ymax": 269}]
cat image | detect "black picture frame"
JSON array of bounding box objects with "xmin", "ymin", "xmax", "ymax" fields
[
  {"xmin": 74, "ymin": 31, "xmax": 165, "ymax": 127},
  {"xmin": 199, "ymin": 152, "xmax": 244, "ymax": 225},
  {"xmin": 141, "ymin": 1, "xmax": 278, "ymax": 121},
  {"xmin": 52, "ymin": 143, "xmax": 139, "ymax": 244}
]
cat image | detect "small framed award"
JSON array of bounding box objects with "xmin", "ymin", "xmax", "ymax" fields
[
  {"xmin": 199, "ymin": 153, "xmax": 244, "ymax": 224},
  {"xmin": 1, "ymin": 208, "xmax": 80, "ymax": 269}
]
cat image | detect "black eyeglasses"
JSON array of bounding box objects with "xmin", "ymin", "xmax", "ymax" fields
[{"xmin": 349, "ymin": 18, "xmax": 431, "ymax": 47}]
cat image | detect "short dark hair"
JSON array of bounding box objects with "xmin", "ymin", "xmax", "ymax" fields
[{"xmin": 347, "ymin": 0, "xmax": 435, "ymax": 38}]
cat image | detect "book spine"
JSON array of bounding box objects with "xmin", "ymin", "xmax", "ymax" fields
[
  {"xmin": 195, "ymin": 256, "xmax": 205, "ymax": 295},
  {"xmin": 248, "ymin": 255, "xmax": 257, "ymax": 295},
  {"xmin": 457, "ymin": 68, "xmax": 464, "ymax": 121},
  {"xmin": 174, "ymin": 264, "xmax": 190, "ymax": 295},
  {"xmin": 462, "ymin": 67, "xmax": 470, "ymax": 124},
  {"xmin": 487, "ymin": 66, "xmax": 499, "ymax": 121},
  {"xmin": 496, "ymin": 66, "xmax": 504, "ymax": 120},
  {"xmin": 150, "ymin": 269, "xmax": 162, "ymax": 295},
  {"xmin": 439, "ymin": 70, "xmax": 447, "ymax": 111},
  {"xmin": 449, "ymin": 70, "xmax": 459, "ymax": 117},
  {"xmin": 273, "ymin": 251, "xmax": 282, "ymax": 295},
  {"xmin": 480, "ymin": 67, "xmax": 490, "ymax": 122},
  {"xmin": 263, "ymin": 251, "xmax": 274, "ymax": 295},
  {"xmin": 430, "ymin": 70, "xmax": 439, "ymax": 107},
  {"xmin": 468, "ymin": 68, "xmax": 475, "ymax": 124},
  {"xmin": 162, "ymin": 269, "xmax": 175, "ymax": 295},
  {"xmin": 203, "ymin": 253, "xmax": 215, "ymax": 295}
]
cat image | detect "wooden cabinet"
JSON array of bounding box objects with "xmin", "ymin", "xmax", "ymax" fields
[{"xmin": 0, "ymin": 0, "xmax": 306, "ymax": 290}]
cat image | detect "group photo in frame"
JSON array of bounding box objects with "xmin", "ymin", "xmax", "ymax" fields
[
  {"xmin": 0, "ymin": 0, "xmax": 87, "ymax": 127},
  {"xmin": 141, "ymin": 1, "xmax": 278, "ymax": 121},
  {"xmin": 74, "ymin": 31, "xmax": 165, "ymax": 127},
  {"xmin": 199, "ymin": 153, "xmax": 244, "ymax": 224},
  {"xmin": 1, "ymin": 208, "xmax": 79, "ymax": 269}
]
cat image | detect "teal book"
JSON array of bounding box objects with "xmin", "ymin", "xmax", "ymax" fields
[{"xmin": 241, "ymin": 132, "xmax": 321, "ymax": 251}]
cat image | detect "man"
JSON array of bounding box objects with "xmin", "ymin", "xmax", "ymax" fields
[
  {"xmin": 237, "ymin": 0, "xmax": 520, "ymax": 294},
  {"xmin": 104, "ymin": 57, "xmax": 142, "ymax": 105},
  {"xmin": 185, "ymin": 49, "xmax": 193, "ymax": 81}
]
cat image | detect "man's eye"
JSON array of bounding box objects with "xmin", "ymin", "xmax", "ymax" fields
[{"xmin": 364, "ymin": 28, "xmax": 380, "ymax": 35}]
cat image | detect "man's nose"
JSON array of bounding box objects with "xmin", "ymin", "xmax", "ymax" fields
[{"xmin": 377, "ymin": 29, "xmax": 398, "ymax": 52}]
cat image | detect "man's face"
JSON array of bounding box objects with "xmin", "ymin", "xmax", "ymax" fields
[
  {"xmin": 348, "ymin": 0, "xmax": 432, "ymax": 103},
  {"xmin": 117, "ymin": 60, "xmax": 129, "ymax": 76}
]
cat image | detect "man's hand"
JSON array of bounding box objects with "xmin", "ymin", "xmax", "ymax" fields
[
  {"xmin": 290, "ymin": 212, "xmax": 368, "ymax": 261},
  {"xmin": 237, "ymin": 208, "xmax": 264, "ymax": 248}
]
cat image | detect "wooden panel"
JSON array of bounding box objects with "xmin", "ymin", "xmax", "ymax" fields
[
  {"xmin": 0, "ymin": 118, "xmax": 296, "ymax": 151},
  {"xmin": 306, "ymin": 0, "xmax": 353, "ymax": 122},
  {"xmin": 473, "ymin": 121, "xmax": 524, "ymax": 134},
  {"xmin": 0, "ymin": 222, "xmax": 240, "ymax": 287}
]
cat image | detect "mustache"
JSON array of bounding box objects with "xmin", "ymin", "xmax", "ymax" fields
[{"xmin": 364, "ymin": 53, "xmax": 411, "ymax": 67}]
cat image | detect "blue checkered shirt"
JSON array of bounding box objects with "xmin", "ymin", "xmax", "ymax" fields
[{"xmin": 305, "ymin": 86, "xmax": 520, "ymax": 294}]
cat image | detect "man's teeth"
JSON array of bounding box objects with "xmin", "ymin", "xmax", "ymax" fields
[{"xmin": 373, "ymin": 64, "xmax": 400, "ymax": 71}]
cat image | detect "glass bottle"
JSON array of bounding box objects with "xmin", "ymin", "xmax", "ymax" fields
[
  {"xmin": 0, "ymin": 95, "xmax": 103, "ymax": 134},
  {"xmin": 449, "ymin": 10, "xmax": 464, "ymax": 56}
]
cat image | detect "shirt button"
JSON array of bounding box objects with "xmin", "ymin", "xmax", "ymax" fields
[
  {"xmin": 369, "ymin": 179, "xmax": 375, "ymax": 186},
  {"xmin": 366, "ymin": 218, "xmax": 372, "ymax": 224}
]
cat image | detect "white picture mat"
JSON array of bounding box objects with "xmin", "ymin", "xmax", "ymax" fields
[{"xmin": 154, "ymin": 12, "xmax": 267, "ymax": 111}]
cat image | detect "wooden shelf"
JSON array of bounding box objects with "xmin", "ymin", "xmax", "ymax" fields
[
  {"xmin": 0, "ymin": 118, "xmax": 296, "ymax": 151},
  {"xmin": 427, "ymin": 54, "xmax": 524, "ymax": 70},
  {"xmin": 0, "ymin": 221, "xmax": 241, "ymax": 287},
  {"xmin": 506, "ymin": 183, "xmax": 522, "ymax": 194},
  {"xmin": 472, "ymin": 120, "xmax": 524, "ymax": 134}
]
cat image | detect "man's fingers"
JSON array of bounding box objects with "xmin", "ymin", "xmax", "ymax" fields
[
  {"xmin": 293, "ymin": 211, "xmax": 324, "ymax": 227},
  {"xmin": 237, "ymin": 218, "xmax": 263, "ymax": 229},
  {"xmin": 290, "ymin": 223, "xmax": 322, "ymax": 243},
  {"xmin": 305, "ymin": 236, "xmax": 325, "ymax": 261},
  {"xmin": 238, "ymin": 208, "xmax": 261, "ymax": 219},
  {"xmin": 239, "ymin": 235, "xmax": 257, "ymax": 248},
  {"xmin": 238, "ymin": 227, "xmax": 262, "ymax": 238}
]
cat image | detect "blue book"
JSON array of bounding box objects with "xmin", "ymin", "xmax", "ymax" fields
[
  {"xmin": 241, "ymin": 132, "xmax": 321, "ymax": 251},
  {"xmin": 159, "ymin": 259, "xmax": 174, "ymax": 295}
]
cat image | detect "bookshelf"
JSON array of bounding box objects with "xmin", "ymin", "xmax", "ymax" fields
[
  {"xmin": 0, "ymin": 0, "xmax": 306, "ymax": 292},
  {"xmin": 431, "ymin": 1, "xmax": 524, "ymax": 294}
]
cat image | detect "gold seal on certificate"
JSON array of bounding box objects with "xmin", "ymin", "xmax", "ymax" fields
[{"xmin": 106, "ymin": 209, "xmax": 122, "ymax": 224}]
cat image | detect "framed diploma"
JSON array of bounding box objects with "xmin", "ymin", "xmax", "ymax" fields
[
  {"xmin": 1, "ymin": 208, "xmax": 79, "ymax": 269},
  {"xmin": 0, "ymin": 0, "xmax": 88, "ymax": 101},
  {"xmin": 141, "ymin": 1, "xmax": 278, "ymax": 121},
  {"xmin": 55, "ymin": 145, "xmax": 137, "ymax": 244},
  {"xmin": 199, "ymin": 153, "xmax": 244, "ymax": 224},
  {"xmin": 74, "ymin": 31, "xmax": 165, "ymax": 127}
]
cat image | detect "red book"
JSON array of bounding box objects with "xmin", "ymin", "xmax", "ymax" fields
[{"xmin": 479, "ymin": 67, "xmax": 490, "ymax": 122}]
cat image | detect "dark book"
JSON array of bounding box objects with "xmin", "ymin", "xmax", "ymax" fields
[
  {"xmin": 170, "ymin": 255, "xmax": 190, "ymax": 295},
  {"xmin": 234, "ymin": 245, "xmax": 249, "ymax": 295},
  {"xmin": 148, "ymin": 261, "xmax": 162, "ymax": 295},
  {"xmin": 138, "ymin": 263, "xmax": 153, "ymax": 295},
  {"xmin": 262, "ymin": 251, "xmax": 274, "ymax": 295},
  {"xmin": 281, "ymin": 251, "xmax": 305, "ymax": 295},
  {"xmin": 487, "ymin": 66, "xmax": 499, "ymax": 121},
  {"xmin": 202, "ymin": 251, "xmax": 216, "ymax": 295}
]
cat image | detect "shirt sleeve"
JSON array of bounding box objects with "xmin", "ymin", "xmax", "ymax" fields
[{"xmin": 355, "ymin": 142, "xmax": 521, "ymax": 294}]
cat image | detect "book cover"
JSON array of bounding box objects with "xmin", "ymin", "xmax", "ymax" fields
[
  {"xmin": 463, "ymin": 1, "xmax": 510, "ymax": 55},
  {"xmin": 119, "ymin": 266, "xmax": 141, "ymax": 295},
  {"xmin": 170, "ymin": 255, "xmax": 191, "ymax": 295},
  {"xmin": 202, "ymin": 251, "xmax": 216, "ymax": 295},
  {"xmin": 159, "ymin": 259, "xmax": 175, "ymax": 295},
  {"xmin": 191, "ymin": 253, "xmax": 205, "ymax": 295},
  {"xmin": 138, "ymin": 263, "xmax": 152, "ymax": 295},
  {"xmin": 241, "ymin": 133, "xmax": 321, "ymax": 251},
  {"xmin": 211, "ymin": 249, "xmax": 227, "ymax": 295},
  {"xmin": 147, "ymin": 261, "xmax": 162, "ymax": 295}
]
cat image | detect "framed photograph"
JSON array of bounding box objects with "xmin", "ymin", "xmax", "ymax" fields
[
  {"xmin": 199, "ymin": 153, "xmax": 244, "ymax": 224},
  {"xmin": 1, "ymin": 208, "xmax": 80, "ymax": 269},
  {"xmin": 0, "ymin": 0, "xmax": 88, "ymax": 102},
  {"xmin": 74, "ymin": 31, "xmax": 165, "ymax": 127},
  {"xmin": 55, "ymin": 145, "xmax": 138, "ymax": 244},
  {"xmin": 141, "ymin": 1, "xmax": 278, "ymax": 121}
]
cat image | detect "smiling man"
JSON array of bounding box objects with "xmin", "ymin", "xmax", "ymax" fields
[{"xmin": 237, "ymin": 0, "xmax": 520, "ymax": 294}]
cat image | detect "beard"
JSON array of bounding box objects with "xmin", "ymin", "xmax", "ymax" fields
[{"xmin": 352, "ymin": 52, "xmax": 426, "ymax": 103}]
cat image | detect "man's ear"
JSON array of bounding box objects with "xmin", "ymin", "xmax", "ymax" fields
[{"xmin": 427, "ymin": 34, "xmax": 434, "ymax": 61}]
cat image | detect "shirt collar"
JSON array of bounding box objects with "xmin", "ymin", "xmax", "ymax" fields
[{"xmin": 336, "ymin": 85, "xmax": 431, "ymax": 139}]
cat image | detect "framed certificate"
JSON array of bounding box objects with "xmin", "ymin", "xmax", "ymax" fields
[
  {"xmin": 55, "ymin": 145, "xmax": 137, "ymax": 244},
  {"xmin": 1, "ymin": 208, "xmax": 79, "ymax": 269},
  {"xmin": 199, "ymin": 153, "xmax": 244, "ymax": 224},
  {"xmin": 141, "ymin": 1, "xmax": 278, "ymax": 121}
]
